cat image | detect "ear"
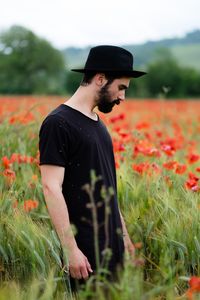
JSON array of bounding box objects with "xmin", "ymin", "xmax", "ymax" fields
[{"xmin": 94, "ymin": 73, "xmax": 107, "ymax": 87}]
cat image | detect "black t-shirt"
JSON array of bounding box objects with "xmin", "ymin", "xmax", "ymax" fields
[{"xmin": 39, "ymin": 104, "xmax": 124, "ymax": 271}]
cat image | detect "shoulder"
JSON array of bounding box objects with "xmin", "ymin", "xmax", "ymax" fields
[
  {"xmin": 39, "ymin": 115, "xmax": 70, "ymax": 141},
  {"xmin": 41, "ymin": 114, "xmax": 62, "ymax": 126},
  {"xmin": 40, "ymin": 104, "xmax": 72, "ymax": 127},
  {"xmin": 40, "ymin": 108, "xmax": 72, "ymax": 130},
  {"xmin": 39, "ymin": 114, "xmax": 61, "ymax": 133}
]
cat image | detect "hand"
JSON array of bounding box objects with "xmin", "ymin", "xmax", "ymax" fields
[
  {"xmin": 68, "ymin": 247, "xmax": 93, "ymax": 280},
  {"xmin": 123, "ymin": 235, "xmax": 135, "ymax": 260},
  {"xmin": 123, "ymin": 237, "xmax": 145, "ymax": 266}
]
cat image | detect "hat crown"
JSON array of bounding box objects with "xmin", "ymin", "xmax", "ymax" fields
[{"xmin": 84, "ymin": 45, "xmax": 134, "ymax": 72}]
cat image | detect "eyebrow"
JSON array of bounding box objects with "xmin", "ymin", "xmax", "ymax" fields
[{"xmin": 119, "ymin": 84, "xmax": 128, "ymax": 90}]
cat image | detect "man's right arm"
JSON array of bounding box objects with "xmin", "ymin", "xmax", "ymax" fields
[{"xmin": 40, "ymin": 165, "xmax": 93, "ymax": 279}]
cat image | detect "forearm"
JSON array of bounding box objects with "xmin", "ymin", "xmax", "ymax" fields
[
  {"xmin": 40, "ymin": 166, "xmax": 92, "ymax": 279},
  {"xmin": 119, "ymin": 210, "xmax": 135, "ymax": 257},
  {"xmin": 119, "ymin": 210, "xmax": 129, "ymax": 237},
  {"xmin": 43, "ymin": 185, "xmax": 77, "ymax": 251}
]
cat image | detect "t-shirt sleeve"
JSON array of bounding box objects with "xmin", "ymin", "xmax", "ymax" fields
[{"xmin": 39, "ymin": 115, "xmax": 70, "ymax": 167}]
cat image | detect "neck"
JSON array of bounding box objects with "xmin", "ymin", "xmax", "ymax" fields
[{"xmin": 64, "ymin": 86, "xmax": 98, "ymax": 117}]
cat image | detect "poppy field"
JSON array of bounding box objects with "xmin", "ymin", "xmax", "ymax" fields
[{"xmin": 0, "ymin": 96, "xmax": 200, "ymax": 300}]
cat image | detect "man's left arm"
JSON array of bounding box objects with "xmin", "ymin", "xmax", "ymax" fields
[{"xmin": 119, "ymin": 210, "xmax": 135, "ymax": 258}]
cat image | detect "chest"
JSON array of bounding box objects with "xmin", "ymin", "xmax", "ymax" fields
[{"xmin": 71, "ymin": 121, "xmax": 113, "ymax": 156}]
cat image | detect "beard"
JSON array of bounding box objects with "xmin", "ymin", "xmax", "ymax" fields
[{"xmin": 97, "ymin": 85, "xmax": 120, "ymax": 113}]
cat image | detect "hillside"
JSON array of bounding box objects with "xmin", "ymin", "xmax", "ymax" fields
[
  {"xmin": 171, "ymin": 44, "xmax": 200, "ymax": 70},
  {"xmin": 63, "ymin": 30, "xmax": 200, "ymax": 71}
]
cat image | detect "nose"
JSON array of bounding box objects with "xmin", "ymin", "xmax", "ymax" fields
[{"xmin": 118, "ymin": 90, "xmax": 125, "ymax": 101}]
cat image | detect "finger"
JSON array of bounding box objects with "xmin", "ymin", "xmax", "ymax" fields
[
  {"xmin": 80, "ymin": 265, "xmax": 89, "ymax": 280},
  {"xmin": 70, "ymin": 267, "xmax": 82, "ymax": 279},
  {"xmin": 74, "ymin": 269, "xmax": 82, "ymax": 279},
  {"xmin": 69, "ymin": 268, "xmax": 76, "ymax": 278},
  {"xmin": 127, "ymin": 244, "xmax": 135, "ymax": 254},
  {"xmin": 85, "ymin": 258, "xmax": 93, "ymax": 273}
]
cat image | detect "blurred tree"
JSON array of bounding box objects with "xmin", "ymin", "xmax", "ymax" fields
[
  {"xmin": 126, "ymin": 76, "xmax": 149, "ymax": 98},
  {"xmin": 125, "ymin": 48, "xmax": 172, "ymax": 98},
  {"xmin": 180, "ymin": 67, "xmax": 200, "ymax": 96},
  {"xmin": 146, "ymin": 58, "xmax": 185, "ymax": 97},
  {"xmin": 0, "ymin": 25, "xmax": 67, "ymax": 94},
  {"xmin": 145, "ymin": 57, "xmax": 200, "ymax": 98},
  {"xmin": 66, "ymin": 71, "xmax": 82, "ymax": 94}
]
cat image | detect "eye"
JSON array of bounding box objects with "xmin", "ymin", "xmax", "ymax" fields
[{"xmin": 119, "ymin": 85, "xmax": 128, "ymax": 91}]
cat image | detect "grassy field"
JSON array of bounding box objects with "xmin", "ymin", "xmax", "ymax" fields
[{"xmin": 0, "ymin": 96, "xmax": 200, "ymax": 299}]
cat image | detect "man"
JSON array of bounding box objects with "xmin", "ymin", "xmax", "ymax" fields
[{"xmin": 39, "ymin": 45, "xmax": 146, "ymax": 290}]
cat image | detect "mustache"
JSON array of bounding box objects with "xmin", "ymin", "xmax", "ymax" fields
[{"xmin": 113, "ymin": 99, "xmax": 120, "ymax": 105}]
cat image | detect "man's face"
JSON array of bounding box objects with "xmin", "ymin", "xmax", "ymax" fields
[{"xmin": 97, "ymin": 78, "xmax": 130, "ymax": 113}]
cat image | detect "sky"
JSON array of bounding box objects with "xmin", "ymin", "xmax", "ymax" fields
[{"xmin": 1, "ymin": 0, "xmax": 200, "ymax": 49}]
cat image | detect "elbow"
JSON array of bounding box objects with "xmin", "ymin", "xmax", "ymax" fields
[{"xmin": 42, "ymin": 182, "xmax": 62, "ymax": 196}]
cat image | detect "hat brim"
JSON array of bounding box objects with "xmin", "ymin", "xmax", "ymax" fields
[{"xmin": 71, "ymin": 68, "xmax": 147, "ymax": 78}]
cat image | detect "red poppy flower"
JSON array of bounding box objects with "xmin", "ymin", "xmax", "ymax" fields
[
  {"xmin": 186, "ymin": 276, "xmax": 200, "ymax": 300},
  {"xmin": 132, "ymin": 162, "xmax": 150, "ymax": 175},
  {"xmin": 109, "ymin": 113, "xmax": 125, "ymax": 123},
  {"xmin": 2, "ymin": 156, "xmax": 11, "ymax": 169},
  {"xmin": 160, "ymin": 144, "xmax": 175, "ymax": 156},
  {"xmin": 163, "ymin": 161, "xmax": 177, "ymax": 170},
  {"xmin": 185, "ymin": 173, "xmax": 199, "ymax": 192},
  {"xmin": 23, "ymin": 199, "xmax": 39, "ymax": 212},
  {"xmin": 189, "ymin": 172, "xmax": 199, "ymax": 181},
  {"xmin": 175, "ymin": 164, "xmax": 187, "ymax": 174},
  {"xmin": 3, "ymin": 168, "xmax": 16, "ymax": 186},
  {"xmin": 135, "ymin": 122, "xmax": 150, "ymax": 130},
  {"xmin": 187, "ymin": 153, "xmax": 199, "ymax": 164},
  {"xmin": 189, "ymin": 276, "xmax": 200, "ymax": 291}
]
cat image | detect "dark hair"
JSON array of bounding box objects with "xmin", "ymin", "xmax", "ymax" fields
[
  {"xmin": 80, "ymin": 72, "xmax": 96, "ymax": 86},
  {"xmin": 80, "ymin": 71, "xmax": 125, "ymax": 86}
]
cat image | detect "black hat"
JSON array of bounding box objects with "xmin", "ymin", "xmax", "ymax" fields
[{"xmin": 71, "ymin": 45, "xmax": 146, "ymax": 78}]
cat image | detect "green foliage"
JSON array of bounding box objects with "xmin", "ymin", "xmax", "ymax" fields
[
  {"xmin": 117, "ymin": 162, "xmax": 200, "ymax": 288},
  {"xmin": 0, "ymin": 271, "xmax": 69, "ymax": 300},
  {"xmin": 0, "ymin": 26, "xmax": 67, "ymax": 94},
  {"xmin": 145, "ymin": 58, "xmax": 183, "ymax": 97},
  {"xmin": 126, "ymin": 75, "xmax": 149, "ymax": 98},
  {"xmin": 145, "ymin": 58, "xmax": 200, "ymax": 98},
  {"xmin": 66, "ymin": 71, "xmax": 82, "ymax": 94}
]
